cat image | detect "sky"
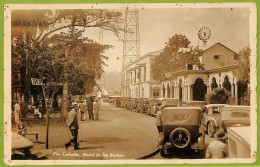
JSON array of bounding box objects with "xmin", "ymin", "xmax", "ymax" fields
[{"xmin": 83, "ymin": 7, "xmax": 249, "ymax": 73}]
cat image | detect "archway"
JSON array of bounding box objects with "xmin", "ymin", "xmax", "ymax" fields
[
  {"xmin": 211, "ymin": 77, "xmax": 218, "ymax": 90},
  {"xmin": 167, "ymin": 84, "xmax": 170, "ymax": 98},
  {"xmin": 222, "ymin": 76, "xmax": 231, "ymax": 92},
  {"xmin": 162, "ymin": 84, "xmax": 165, "ymax": 98},
  {"xmin": 172, "ymin": 84, "xmax": 175, "ymax": 98},
  {"xmin": 179, "ymin": 79, "xmax": 183, "ymax": 102},
  {"xmin": 237, "ymin": 81, "xmax": 248, "ymax": 105},
  {"xmin": 192, "ymin": 78, "xmax": 207, "ymax": 101}
]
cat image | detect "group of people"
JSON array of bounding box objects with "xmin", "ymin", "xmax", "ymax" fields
[
  {"xmin": 78, "ymin": 97, "xmax": 100, "ymax": 121},
  {"xmin": 65, "ymin": 97, "xmax": 101, "ymax": 150}
]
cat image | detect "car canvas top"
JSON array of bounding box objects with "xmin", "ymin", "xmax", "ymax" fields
[
  {"xmin": 222, "ymin": 105, "xmax": 250, "ymax": 111},
  {"xmin": 163, "ymin": 106, "xmax": 202, "ymax": 110},
  {"xmin": 205, "ymin": 104, "xmax": 227, "ymax": 108}
]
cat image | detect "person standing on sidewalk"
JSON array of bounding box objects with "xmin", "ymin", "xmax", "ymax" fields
[
  {"xmin": 87, "ymin": 97, "xmax": 94, "ymax": 120},
  {"xmin": 93, "ymin": 99, "xmax": 99, "ymax": 121},
  {"xmin": 79, "ymin": 100, "xmax": 86, "ymax": 121},
  {"xmin": 65, "ymin": 105, "xmax": 80, "ymax": 150}
]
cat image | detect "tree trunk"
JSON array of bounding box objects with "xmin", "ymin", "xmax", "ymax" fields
[
  {"xmin": 60, "ymin": 45, "xmax": 70, "ymax": 121},
  {"xmin": 46, "ymin": 112, "xmax": 50, "ymax": 149},
  {"xmin": 60, "ymin": 82, "xmax": 68, "ymax": 121},
  {"xmin": 23, "ymin": 49, "xmax": 32, "ymax": 118}
]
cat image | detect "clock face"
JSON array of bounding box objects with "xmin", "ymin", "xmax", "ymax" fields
[{"xmin": 198, "ymin": 27, "xmax": 211, "ymax": 41}]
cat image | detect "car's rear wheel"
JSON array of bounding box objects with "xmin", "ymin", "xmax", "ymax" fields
[
  {"xmin": 207, "ymin": 121, "xmax": 216, "ymax": 137},
  {"xmin": 169, "ymin": 128, "xmax": 191, "ymax": 149}
]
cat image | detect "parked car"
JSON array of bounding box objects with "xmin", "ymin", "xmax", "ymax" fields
[
  {"xmin": 145, "ymin": 99, "xmax": 158, "ymax": 115},
  {"xmin": 121, "ymin": 97, "xmax": 131, "ymax": 108},
  {"xmin": 149, "ymin": 99, "xmax": 163, "ymax": 116},
  {"xmin": 157, "ymin": 107, "xmax": 205, "ymax": 157},
  {"xmin": 161, "ymin": 98, "xmax": 179, "ymax": 108},
  {"xmin": 185, "ymin": 101, "xmax": 207, "ymax": 107},
  {"xmin": 130, "ymin": 99, "xmax": 139, "ymax": 111},
  {"xmin": 136, "ymin": 98, "xmax": 148, "ymax": 113},
  {"xmin": 203, "ymin": 104, "xmax": 250, "ymax": 138},
  {"xmin": 202, "ymin": 104, "xmax": 227, "ymax": 137},
  {"xmin": 227, "ymin": 126, "xmax": 250, "ymax": 158},
  {"xmin": 108, "ymin": 96, "xmax": 119, "ymax": 105},
  {"xmin": 220, "ymin": 105, "xmax": 250, "ymax": 131},
  {"xmin": 124, "ymin": 99, "xmax": 135, "ymax": 110},
  {"xmin": 103, "ymin": 98, "xmax": 109, "ymax": 103},
  {"xmin": 12, "ymin": 132, "xmax": 33, "ymax": 159}
]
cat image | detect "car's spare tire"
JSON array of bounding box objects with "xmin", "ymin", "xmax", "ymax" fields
[{"xmin": 169, "ymin": 128, "xmax": 191, "ymax": 149}]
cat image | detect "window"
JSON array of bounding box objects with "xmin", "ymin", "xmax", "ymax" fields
[{"xmin": 214, "ymin": 55, "xmax": 220, "ymax": 59}]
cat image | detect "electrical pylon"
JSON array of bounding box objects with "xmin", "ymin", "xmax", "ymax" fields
[{"xmin": 122, "ymin": 9, "xmax": 140, "ymax": 68}]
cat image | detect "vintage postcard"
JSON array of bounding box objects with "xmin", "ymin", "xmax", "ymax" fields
[{"xmin": 3, "ymin": 2, "xmax": 257, "ymax": 165}]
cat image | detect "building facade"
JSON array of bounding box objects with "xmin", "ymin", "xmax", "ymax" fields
[
  {"xmin": 121, "ymin": 50, "xmax": 163, "ymax": 98},
  {"xmin": 161, "ymin": 43, "xmax": 245, "ymax": 105}
]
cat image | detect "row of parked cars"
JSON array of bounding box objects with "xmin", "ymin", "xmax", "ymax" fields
[
  {"xmin": 106, "ymin": 96, "xmax": 251, "ymax": 158},
  {"xmin": 108, "ymin": 96, "xmax": 184, "ymax": 116}
]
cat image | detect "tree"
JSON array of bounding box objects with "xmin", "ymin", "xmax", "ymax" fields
[
  {"xmin": 151, "ymin": 34, "xmax": 202, "ymax": 81},
  {"xmin": 234, "ymin": 47, "xmax": 250, "ymax": 105},
  {"xmin": 29, "ymin": 30, "xmax": 110, "ymax": 148},
  {"xmin": 11, "ymin": 9, "xmax": 124, "ymax": 116},
  {"xmin": 205, "ymin": 88, "xmax": 231, "ymax": 104}
]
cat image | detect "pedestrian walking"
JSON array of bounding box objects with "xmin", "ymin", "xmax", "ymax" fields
[
  {"xmin": 79, "ymin": 100, "xmax": 86, "ymax": 121},
  {"xmin": 65, "ymin": 105, "xmax": 80, "ymax": 150},
  {"xmin": 87, "ymin": 97, "xmax": 94, "ymax": 120}
]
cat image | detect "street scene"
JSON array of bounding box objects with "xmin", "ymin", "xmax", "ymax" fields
[{"xmin": 6, "ymin": 3, "xmax": 256, "ymax": 164}]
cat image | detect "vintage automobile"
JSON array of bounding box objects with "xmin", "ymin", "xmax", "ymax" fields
[
  {"xmin": 115, "ymin": 97, "xmax": 122, "ymax": 107},
  {"xmin": 149, "ymin": 99, "xmax": 163, "ymax": 116},
  {"xmin": 227, "ymin": 126, "xmax": 250, "ymax": 158},
  {"xmin": 130, "ymin": 98, "xmax": 139, "ymax": 111},
  {"xmin": 123, "ymin": 98, "xmax": 135, "ymax": 110},
  {"xmin": 145, "ymin": 99, "xmax": 158, "ymax": 115},
  {"xmin": 203, "ymin": 104, "xmax": 250, "ymax": 137},
  {"xmin": 185, "ymin": 101, "xmax": 207, "ymax": 107},
  {"xmin": 12, "ymin": 132, "xmax": 34, "ymax": 159},
  {"xmin": 157, "ymin": 107, "xmax": 205, "ymax": 157},
  {"xmin": 120, "ymin": 97, "xmax": 131, "ymax": 108},
  {"xmin": 103, "ymin": 98, "xmax": 109, "ymax": 103},
  {"xmin": 136, "ymin": 98, "xmax": 148, "ymax": 113},
  {"xmin": 161, "ymin": 98, "xmax": 179, "ymax": 108}
]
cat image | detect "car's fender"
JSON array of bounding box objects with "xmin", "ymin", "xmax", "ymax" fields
[{"xmin": 206, "ymin": 115, "xmax": 221, "ymax": 128}]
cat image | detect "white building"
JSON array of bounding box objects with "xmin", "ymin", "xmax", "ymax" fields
[
  {"xmin": 161, "ymin": 43, "xmax": 246, "ymax": 105},
  {"xmin": 121, "ymin": 50, "xmax": 163, "ymax": 98}
]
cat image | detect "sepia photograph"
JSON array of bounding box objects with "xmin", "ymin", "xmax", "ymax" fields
[{"xmin": 3, "ymin": 3, "xmax": 257, "ymax": 165}]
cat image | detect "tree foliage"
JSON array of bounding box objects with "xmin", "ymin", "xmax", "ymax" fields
[
  {"xmin": 234, "ymin": 47, "xmax": 250, "ymax": 105},
  {"xmin": 205, "ymin": 88, "xmax": 231, "ymax": 104},
  {"xmin": 234, "ymin": 47, "xmax": 250, "ymax": 84},
  {"xmin": 12, "ymin": 9, "xmax": 124, "ymax": 47},
  {"xmin": 151, "ymin": 34, "xmax": 202, "ymax": 81}
]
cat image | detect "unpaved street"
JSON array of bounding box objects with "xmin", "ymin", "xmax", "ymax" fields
[{"xmin": 28, "ymin": 101, "xmax": 215, "ymax": 160}]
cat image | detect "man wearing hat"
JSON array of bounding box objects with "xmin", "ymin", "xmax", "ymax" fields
[
  {"xmin": 206, "ymin": 127, "xmax": 228, "ymax": 159},
  {"xmin": 65, "ymin": 105, "xmax": 80, "ymax": 150}
]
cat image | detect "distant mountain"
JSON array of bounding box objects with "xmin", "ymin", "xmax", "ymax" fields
[{"xmin": 103, "ymin": 71, "xmax": 121, "ymax": 92}]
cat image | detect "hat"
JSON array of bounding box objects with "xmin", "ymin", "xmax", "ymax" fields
[{"xmin": 214, "ymin": 127, "xmax": 228, "ymax": 140}]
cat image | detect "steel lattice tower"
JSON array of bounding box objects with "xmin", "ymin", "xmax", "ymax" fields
[{"xmin": 122, "ymin": 9, "xmax": 140, "ymax": 68}]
